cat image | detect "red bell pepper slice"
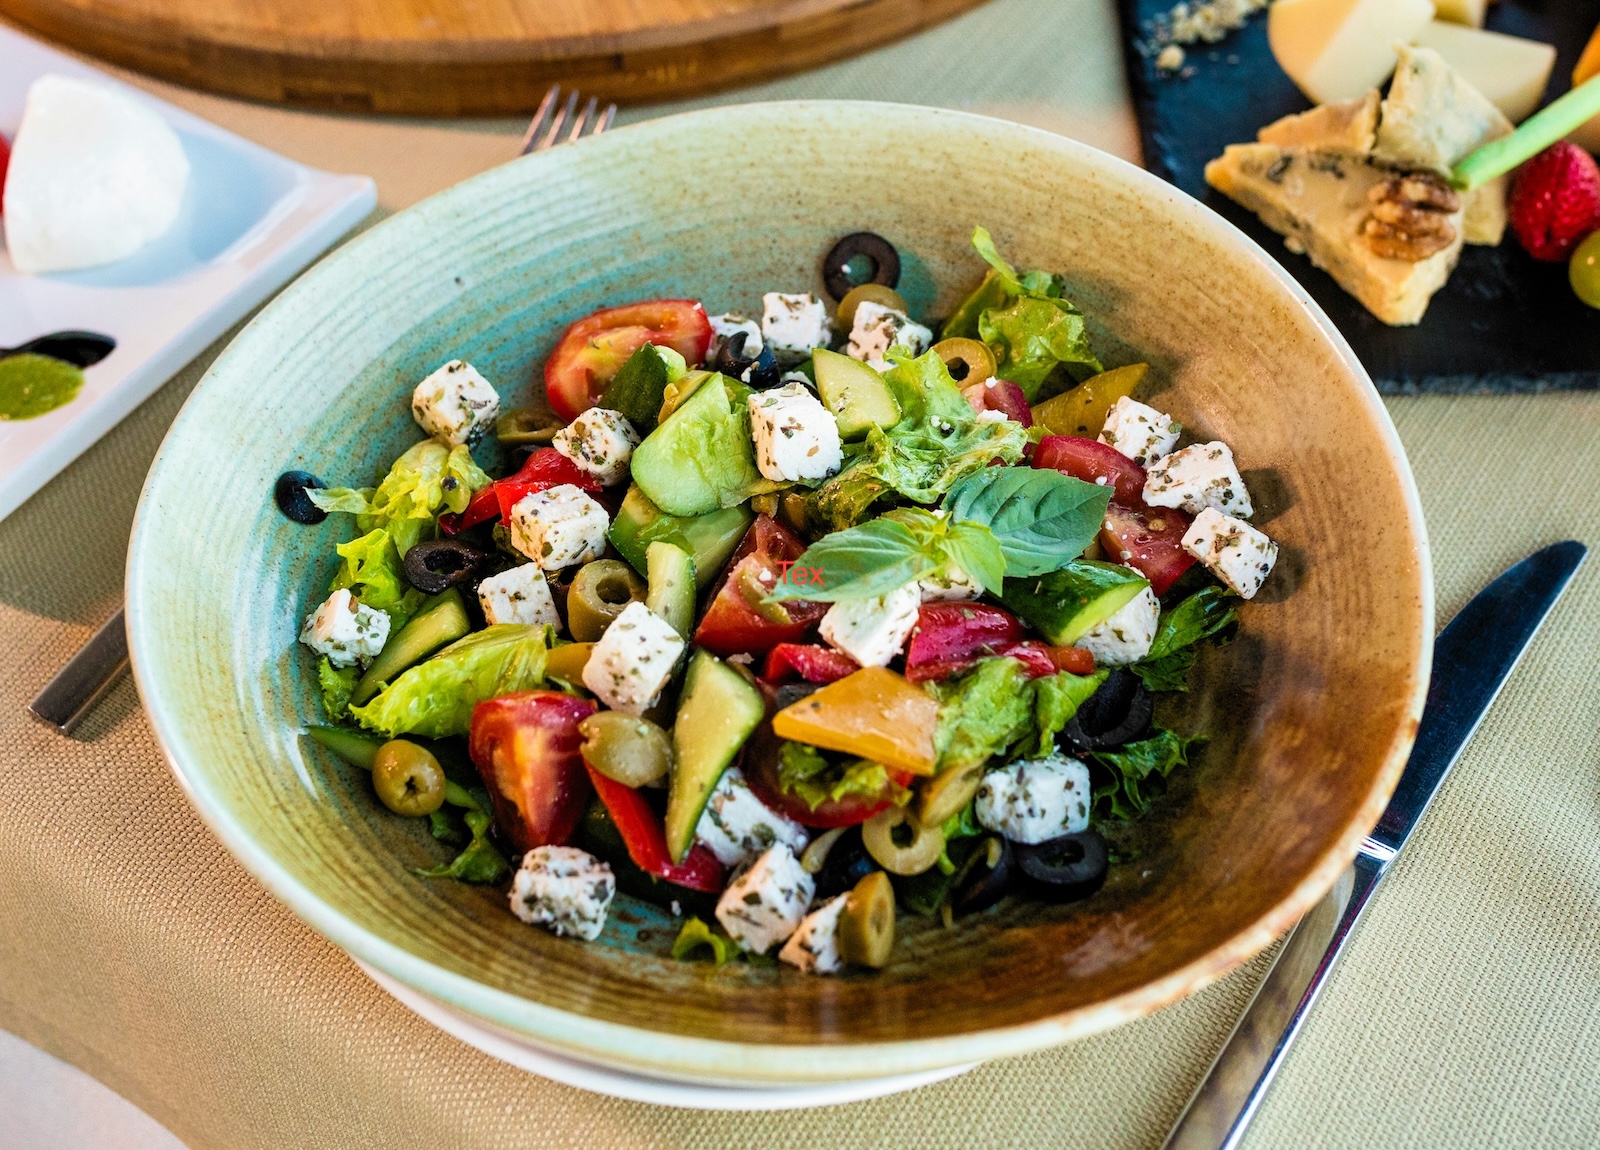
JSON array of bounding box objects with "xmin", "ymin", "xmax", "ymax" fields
[
  {"xmin": 469, "ymin": 691, "xmax": 596, "ymax": 855},
  {"xmin": 760, "ymin": 643, "xmax": 860, "ymax": 685},
  {"xmin": 544, "ymin": 299, "xmax": 713, "ymax": 422},
  {"xmin": 1033, "ymin": 435, "xmax": 1147, "ymax": 505},
  {"xmin": 0, "ymin": 133, "xmax": 10, "ymax": 211},
  {"xmin": 1100, "ymin": 501, "xmax": 1196, "ymax": 596},
  {"xmin": 582, "ymin": 764, "xmax": 726, "ymax": 892},
  {"xmin": 694, "ymin": 516, "xmax": 827, "ymax": 658},
  {"xmin": 439, "ymin": 448, "xmax": 600, "ymax": 535},
  {"xmin": 998, "ymin": 640, "xmax": 1096, "ymax": 678}
]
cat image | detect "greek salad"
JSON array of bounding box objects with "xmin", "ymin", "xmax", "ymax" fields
[{"xmin": 290, "ymin": 228, "xmax": 1280, "ymax": 976}]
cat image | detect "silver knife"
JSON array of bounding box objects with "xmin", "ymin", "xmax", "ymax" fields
[{"xmin": 1163, "ymin": 540, "xmax": 1588, "ymax": 1150}]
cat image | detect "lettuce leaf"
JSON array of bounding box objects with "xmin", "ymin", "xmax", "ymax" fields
[
  {"xmin": 1091, "ymin": 728, "xmax": 1205, "ymax": 822},
  {"xmin": 350, "ymin": 624, "xmax": 555, "ymax": 738},
  {"xmin": 930, "ymin": 657, "xmax": 1037, "ymax": 773},
  {"xmin": 317, "ymin": 657, "xmax": 359, "ymax": 722},
  {"xmin": 1131, "ymin": 587, "xmax": 1240, "ymax": 693},
  {"xmin": 329, "ymin": 528, "xmax": 425, "ymax": 629},
  {"xmin": 776, "ymin": 742, "xmax": 904, "ymax": 810},
  {"xmin": 1032, "ymin": 669, "xmax": 1109, "ymax": 756},
  {"xmin": 415, "ymin": 807, "xmax": 509, "ymax": 884},
  {"xmin": 309, "ymin": 440, "xmax": 491, "ymax": 555}
]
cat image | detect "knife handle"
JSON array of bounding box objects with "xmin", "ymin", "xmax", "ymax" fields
[{"xmin": 1162, "ymin": 847, "xmax": 1390, "ymax": 1150}]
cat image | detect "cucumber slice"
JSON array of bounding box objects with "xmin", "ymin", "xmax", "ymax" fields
[
  {"xmin": 665, "ymin": 649, "xmax": 765, "ymax": 862},
  {"xmin": 306, "ymin": 724, "xmax": 383, "ymax": 770},
  {"xmin": 813, "ymin": 348, "xmax": 901, "ymax": 439},
  {"xmin": 600, "ymin": 344, "xmax": 684, "ymax": 433},
  {"xmin": 351, "ymin": 588, "xmax": 471, "ymax": 706},
  {"xmin": 645, "ymin": 542, "xmax": 697, "ymax": 639},
  {"xmin": 1001, "ymin": 560, "xmax": 1150, "ymax": 646},
  {"xmin": 609, "ymin": 484, "xmax": 751, "ymax": 590}
]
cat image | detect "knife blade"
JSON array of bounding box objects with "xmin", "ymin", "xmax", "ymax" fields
[{"xmin": 1163, "ymin": 540, "xmax": 1588, "ymax": 1150}]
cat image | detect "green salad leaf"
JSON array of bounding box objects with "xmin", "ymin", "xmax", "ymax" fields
[
  {"xmin": 671, "ymin": 917, "xmax": 738, "ymax": 965},
  {"xmin": 1032, "ymin": 669, "xmax": 1109, "ymax": 756},
  {"xmin": 1131, "ymin": 587, "xmax": 1240, "ymax": 692},
  {"xmin": 415, "ymin": 807, "xmax": 510, "ymax": 884},
  {"xmin": 329, "ymin": 528, "xmax": 425, "ymax": 628},
  {"xmin": 775, "ymin": 742, "xmax": 903, "ymax": 811},
  {"xmin": 944, "ymin": 467, "xmax": 1113, "ymax": 577},
  {"xmin": 316, "ymin": 657, "xmax": 359, "ymax": 722},
  {"xmin": 930, "ymin": 657, "xmax": 1038, "ymax": 773},
  {"xmin": 309, "ymin": 440, "xmax": 491, "ymax": 555},
  {"xmin": 350, "ymin": 624, "xmax": 555, "ymax": 738},
  {"xmin": 1091, "ymin": 728, "xmax": 1206, "ymax": 822}
]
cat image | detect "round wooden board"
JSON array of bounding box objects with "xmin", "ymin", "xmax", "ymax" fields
[{"xmin": 0, "ymin": 0, "xmax": 993, "ymax": 115}]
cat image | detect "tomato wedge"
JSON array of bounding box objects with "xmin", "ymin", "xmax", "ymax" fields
[
  {"xmin": 998, "ymin": 640, "xmax": 1096, "ymax": 678},
  {"xmin": 468, "ymin": 691, "xmax": 596, "ymax": 854},
  {"xmin": 582, "ymin": 765, "xmax": 725, "ymax": 892},
  {"xmin": 1033, "ymin": 435, "xmax": 1147, "ymax": 505},
  {"xmin": 761, "ymin": 643, "xmax": 860, "ymax": 685},
  {"xmin": 961, "ymin": 377, "xmax": 1033, "ymax": 426},
  {"xmin": 694, "ymin": 516, "xmax": 827, "ymax": 657},
  {"xmin": 544, "ymin": 299, "xmax": 713, "ymax": 421},
  {"xmin": 1100, "ymin": 501, "xmax": 1196, "ymax": 595}
]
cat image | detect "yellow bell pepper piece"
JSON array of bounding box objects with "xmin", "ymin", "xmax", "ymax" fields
[
  {"xmin": 1031, "ymin": 363, "xmax": 1149, "ymax": 438},
  {"xmin": 772, "ymin": 667, "xmax": 939, "ymax": 776}
]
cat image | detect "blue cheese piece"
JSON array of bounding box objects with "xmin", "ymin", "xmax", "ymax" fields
[
  {"xmin": 477, "ymin": 563, "xmax": 560, "ymax": 628},
  {"xmin": 715, "ymin": 843, "xmax": 815, "ymax": 954},
  {"xmin": 553, "ymin": 407, "xmax": 640, "ymax": 487},
  {"xmin": 819, "ymin": 581, "xmax": 921, "ymax": 667},
  {"xmin": 778, "ymin": 893, "xmax": 849, "ymax": 975},
  {"xmin": 508, "ymin": 846, "xmax": 615, "ymax": 941},
  {"xmin": 1098, "ymin": 396, "xmax": 1182, "ymax": 467},
  {"xmin": 509, "ymin": 483, "xmax": 610, "ymax": 571},
  {"xmin": 845, "ymin": 301, "xmax": 933, "ymax": 371},
  {"xmin": 975, "ymin": 751, "xmax": 1093, "ymax": 845},
  {"xmin": 1183, "ymin": 508, "xmax": 1278, "ymax": 600},
  {"xmin": 299, "ymin": 588, "xmax": 389, "ymax": 668},
  {"xmin": 709, "ymin": 312, "xmax": 763, "ymax": 359},
  {"xmin": 761, "ymin": 292, "xmax": 832, "ymax": 366},
  {"xmin": 410, "ymin": 360, "xmax": 500, "ymax": 446},
  {"xmin": 918, "ymin": 561, "xmax": 982, "ymax": 602},
  {"xmin": 581, "ymin": 601, "xmax": 686, "ymax": 716},
  {"xmin": 1077, "ymin": 584, "xmax": 1159, "ymax": 666},
  {"xmin": 695, "ymin": 766, "xmax": 810, "ymax": 869},
  {"xmin": 1142, "ymin": 441, "xmax": 1254, "ymax": 518},
  {"xmin": 748, "ymin": 381, "xmax": 843, "ymax": 482}
]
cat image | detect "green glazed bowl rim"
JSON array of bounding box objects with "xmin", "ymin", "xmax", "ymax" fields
[{"xmin": 127, "ymin": 100, "xmax": 1433, "ymax": 1083}]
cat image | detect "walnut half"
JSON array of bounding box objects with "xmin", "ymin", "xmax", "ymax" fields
[{"xmin": 1362, "ymin": 173, "xmax": 1462, "ymax": 262}]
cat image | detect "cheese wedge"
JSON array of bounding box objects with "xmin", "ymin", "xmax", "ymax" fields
[
  {"xmin": 1267, "ymin": 0, "xmax": 1435, "ymax": 105},
  {"xmin": 1374, "ymin": 46, "xmax": 1513, "ymax": 173},
  {"xmin": 1414, "ymin": 21, "xmax": 1555, "ymax": 123},
  {"xmin": 1258, "ymin": 91, "xmax": 1380, "ymax": 153},
  {"xmin": 1567, "ymin": 21, "xmax": 1600, "ymax": 154},
  {"xmin": 1433, "ymin": 0, "xmax": 1486, "ymax": 27},
  {"xmin": 1205, "ymin": 145, "xmax": 1463, "ymax": 326}
]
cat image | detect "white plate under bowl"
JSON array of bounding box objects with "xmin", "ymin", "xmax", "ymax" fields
[
  {"xmin": 0, "ymin": 24, "xmax": 375, "ymax": 521},
  {"xmin": 357, "ymin": 961, "xmax": 978, "ymax": 1110}
]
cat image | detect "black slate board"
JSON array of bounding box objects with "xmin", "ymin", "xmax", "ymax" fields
[{"xmin": 1117, "ymin": 0, "xmax": 1600, "ymax": 392}]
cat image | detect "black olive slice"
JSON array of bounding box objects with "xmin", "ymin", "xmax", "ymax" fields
[
  {"xmin": 814, "ymin": 826, "xmax": 880, "ymax": 901},
  {"xmin": 402, "ymin": 538, "xmax": 491, "ymax": 594},
  {"xmin": 952, "ymin": 835, "xmax": 1013, "ymax": 916},
  {"xmin": 822, "ymin": 232, "xmax": 902, "ymax": 301},
  {"xmin": 1016, "ymin": 831, "xmax": 1108, "ymax": 902},
  {"xmin": 273, "ymin": 470, "xmax": 327, "ymax": 525},
  {"xmin": 711, "ymin": 335, "xmax": 781, "ymax": 389},
  {"xmin": 1061, "ymin": 668, "xmax": 1154, "ymax": 753}
]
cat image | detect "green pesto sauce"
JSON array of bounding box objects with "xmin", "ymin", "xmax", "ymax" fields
[{"xmin": 0, "ymin": 353, "xmax": 85, "ymax": 420}]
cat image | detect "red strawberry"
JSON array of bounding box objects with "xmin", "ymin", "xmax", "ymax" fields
[{"xmin": 1509, "ymin": 142, "xmax": 1600, "ymax": 263}]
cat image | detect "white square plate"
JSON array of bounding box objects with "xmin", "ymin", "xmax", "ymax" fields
[{"xmin": 0, "ymin": 24, "xmax": 376, "ymax": 521}]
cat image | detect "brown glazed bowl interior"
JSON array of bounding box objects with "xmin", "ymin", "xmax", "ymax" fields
[{"xmin": 127, "ymin": 102, "xmax": 1432, "ymax": 1084}]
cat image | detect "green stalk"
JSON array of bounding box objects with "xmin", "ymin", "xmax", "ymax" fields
[{"xmin": 1453, "ymin": 74, "xmax": 1600, "ymax": 191}]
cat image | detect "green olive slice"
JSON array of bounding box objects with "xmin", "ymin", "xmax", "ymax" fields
[
  {"xmin": 495, "ymin": 407, "xmax": 562, "ymax": 445},
  {"xmin": 930, "ymin": 338, "xmax": 998, "ymax": 385},
  {"xmin": 838, "ymin": 871, "xmax": 896, "ymax": 968},
  {"xmin": 579, "ymin": 712, "xmax": 673, "ymax": 787},
  {"xmin": 567, "ymin": 560, "xmax": 647, "ymax": 642},
  {"xmin": 861, "ymin": 805, "xmax": 944, "ymax": 876},
  {"xmin": 371, "ymin": 739, "xmax": 447, "ymax": 817},
  {"xmin": 836, "ymin": 283, "xmax": 910, "ymax": 331},
  {"xmin": 917, "ymin": 764, "xmax": 984, "ymax": 828}
]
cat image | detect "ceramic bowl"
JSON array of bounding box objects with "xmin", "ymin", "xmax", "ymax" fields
[{"xmin": 128, "ymin": 102, "xmax": 1432, "ymax": 1085}]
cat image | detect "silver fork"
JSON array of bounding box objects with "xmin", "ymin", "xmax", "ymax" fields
[{"xmin": 29, "ymin": 86, "xmax": 620, "ymax": 737}]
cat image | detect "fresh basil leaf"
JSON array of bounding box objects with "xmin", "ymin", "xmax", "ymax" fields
[
  {"xmin": 766, "ymin": 517, "xmax": 933, "ymax": 602},
  {"xmin": 941, "ymin": 520, "xmax": 1007, "ymax": 596},
  {"xmin": 1091, "ymin": 728, "xmax": 1205, "ymax": 822},
  {"xmin": 945, "ymin": 467, "xmax": 1112, "ymax": 577},
  {"xmin": 1131, "ymin": 587, "xmax": 1240, "ymax": 692}
]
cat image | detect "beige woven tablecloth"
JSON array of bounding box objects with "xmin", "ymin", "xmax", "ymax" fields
[{"xmin": 3, "ymin": 1, "xmax": 1598, "ymax": 1146}]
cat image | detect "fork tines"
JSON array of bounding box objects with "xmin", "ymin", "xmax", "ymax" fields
[{"xmin": 519, "ymin": 84, "xmax": 618, "ymax": 155}]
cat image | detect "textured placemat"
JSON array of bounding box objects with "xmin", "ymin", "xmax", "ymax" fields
[
  {"xmin": 1117, "ymin": 0, "xmax": 1600, "ymax": 394},
  {"xmin": 2, "ymin": 2, "xmax": 1598, "ymax": 1147}
]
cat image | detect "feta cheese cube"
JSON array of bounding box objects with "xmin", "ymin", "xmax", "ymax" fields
[
  {"xmin": 552, "ymin": 407, "xmax": 639, "ymax": 487},
  {"xmin": 509, "ymin": 484, "xmax": 610, "ymax": 571},
  {"xmin": 581, "ymin": 601, "xmax": 686, "ymax": 715},
  {"xmin": 975, "ymin": 751, "xmax": 1093, "ymax": 845},
  {"xmin": 1098, "ymin": 396, "xmax": 1182, "ymax": 466},
  {"xmin": 778, "ymin": 893, "xmax": 849, "ymax": 975},
  {"xmin": 748, "ymin": 381, "xmax": 843, "ymax": 482},
  {"xmin": 1183, "ymin": 508, "xmax": 1278, "ymax": 600},
  {"xmin": 1077, "ymin": 584, "xmax": 1160, "ymax": 666},
  {"xmin": 918, "ymin": 561, "xmax": 982, "ymax": 602},
  {"xmin": 709, "ymin": 312, "xmax": 763, "ymax": 359},
  {"xmin": 761, "ymin": 292, "xmax": 831, "ymax": 366},
  {"xmin": 695, "ymin": 767, "xmax": 810, "ymax": 869},
  {"xmin": 299, "ymin": 588, "xmax": 389, "ymax": 668},
  {"xmin": 477, "ymin": 563, "xmax": 560, "ymax": 628},
  {"xmin": 410, "ymin": 360, "xmax": 500, "ymax": 446},
  {"xmin": 818, "ymin": 581, "xmax": 921, "ymax": 667},
  {"xmin": 1142, "ymin": 441, "xmax": 1254, "ymax": 518},
  {"xmin": 846, "ymin": 301, "xmax": 934, "ymax": 371},
  {"xmin": 508, "ymin": 846, "xmax": 615, "ymax": 941},
  {"xmin": 714, "ymin": 843, "xmax": 815, "ymax": 954}
]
